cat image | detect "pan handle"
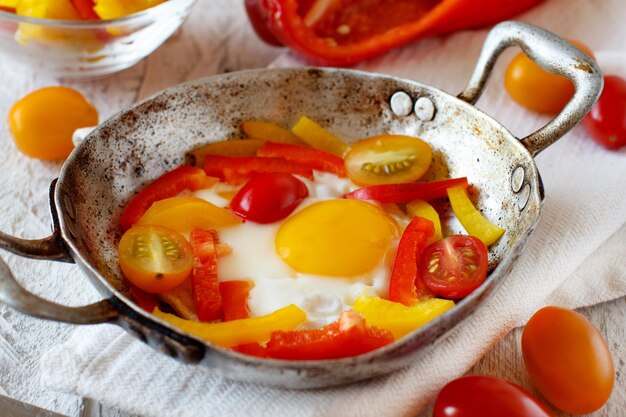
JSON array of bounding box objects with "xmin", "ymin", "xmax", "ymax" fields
[{"xmin": 457, "ymin": 21, "xmax": 602, "ymax": 157}]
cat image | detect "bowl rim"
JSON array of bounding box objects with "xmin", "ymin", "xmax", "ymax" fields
[{"xmin": 0, "ymin": 0, "xmax": 197, "ymax": 28}]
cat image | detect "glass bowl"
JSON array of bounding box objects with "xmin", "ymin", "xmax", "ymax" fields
[{"xmin": 0, "ymin": 0, "xmax": 197, "ymax": 78}]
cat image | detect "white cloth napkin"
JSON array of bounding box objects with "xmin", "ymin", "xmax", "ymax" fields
[{"xmin": 40, "ymin": 1, "xmax": 626, "ymax": 416}]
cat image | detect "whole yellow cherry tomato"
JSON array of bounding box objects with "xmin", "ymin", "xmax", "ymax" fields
[
  {"xmin": 8, "ymin": 87, "xmax": 98, "ymax": 160},
  {"xmin": 504, "ymin": 40, "xmax": 594, "ymax": 114}
]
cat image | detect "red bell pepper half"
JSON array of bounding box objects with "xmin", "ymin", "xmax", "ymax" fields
[
  {"xmin": 257, "ymin": 141, "xmax": 346, "ymax": 177},
  {"xmin": 388, "ymin": 216, "xmax": 434, "ymax": 306},
  {"xmin": 203, "ymin": 155, "xmax": 314, "ymax": 184},
  {"xmin": 265, "ymin": 310, "xmax": 394, "ymax": 360},
  {"xmin": 119, "ymin": 166, "xmax": 216, "ymax": 230},
  {"xmin": 190, "ymin": 230, "xmax": 223, "ymax": 322},
  {"xmin": 219, "ymin": 280, "xmax": 254, "ymax": 321},
  {"xmin": 251, "ymin": 0, "xmax": 544, "ymax": 66},
  {"xmin": 344, "ymin": 177, "xmax": 468, "ymax": 204}
]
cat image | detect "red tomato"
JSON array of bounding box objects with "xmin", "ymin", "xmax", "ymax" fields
[
  {"xmin": 582, "ymin": 75, "xmax": 626, "ymax": 150},
  {"xmin": 433, "ymin": 376, "xmax": 552, "ymax": 417},
  {"xmin": 230, "ymin": 173, "xmax": 309, "ymax": 224},
  {"xmin": 420, "ymin": 235, "xmax": 488, "ymax": 299},
  {"xmin": 244, "ymin": 0, "xmax": 283, "ymax": 46},
  {"xmin": 522, "ymin": 306, "xmax": 615, "ymax": 414}
]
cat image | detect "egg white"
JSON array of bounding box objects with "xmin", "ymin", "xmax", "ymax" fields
[{"xmin": 193, "ymin": 172, "xmax": 399, "ymax": 326}]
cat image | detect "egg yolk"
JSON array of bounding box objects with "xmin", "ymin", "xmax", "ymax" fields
[{"xmin": 275, "ymin": 199, "xmax": 400, "ymax": 277}]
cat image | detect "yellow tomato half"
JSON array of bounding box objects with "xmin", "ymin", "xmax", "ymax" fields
[
  {"xmin": 345, "ymin": 135, "xmax": 432, "ymax": 185},
  {"xmin": 8, "ymin": 87, "xmax": 98, "ymax": 160}
]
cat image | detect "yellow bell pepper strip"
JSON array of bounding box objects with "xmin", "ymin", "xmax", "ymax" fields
[
  {"xmin": 407, "ymin": 199, "xmax": 442, "ymax": 245},
  {"xmin": 291, "ymin": 116, "xmax": 348, "ymax": 156},
  {"xmin": 137, "ymin": 196, "xmax": 242, "ymax": 234},
  {"xmin": 352, "ymin": 294, "xmax": 455, "ymax": 339},
  {"xmin": 93, "ymin": 0, "xmax": 166, "ymax": 19},
  {"xmin": 241, "ymin": 121, "xmax": 307, "ymax": 146},
  {"xmin": 447, "ymin": 185, "xmax": 505, "ymax": 246},
  {"xmin": 190, "ymin": 139, "xmax": 266, "ymax": 167},
  {"xmin": 153, "ymin": 304, "xmax": 306, "ymax": 348}
]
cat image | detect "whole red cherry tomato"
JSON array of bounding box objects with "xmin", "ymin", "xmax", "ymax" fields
[
  {"xmin": 522, "ymin": 306, "xmax": 615, "ymax": 414},
  {"xmin": 433, "ymin": 376, "xmax": 552, "ymax": 417},
  {"xmin": 582, "ymin": 75, "xmax": 626, "ymax": 150},
  {"xmin": 420, "ymin": 235, "xmax": 488, "ymax": 299},
  {"xmin": 230, "ymin": 172, "xmax": 308, "ymax": 224}
]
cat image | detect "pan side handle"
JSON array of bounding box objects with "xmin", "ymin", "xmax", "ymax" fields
[{"xmin": 457, "ymin": 21, "xmax": 602, "ymax": 157}]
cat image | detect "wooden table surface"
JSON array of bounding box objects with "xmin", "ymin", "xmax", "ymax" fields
[{"xmin": 0, "ymin": 1, "xmax": 623, "ymax": 416}]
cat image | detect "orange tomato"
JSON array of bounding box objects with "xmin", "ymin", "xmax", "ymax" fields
[
  {"xmin": 8, "ymin": 86, "xmax": 98, "ymax": 160},
  {"xmin": 344, "ymin": 135, "xmax": 432, "ymax": 185},
  {"xmin": 118, "ymin": 225, "xmax": 193, "ymax": 294},
  {"xmin": 522, "ymin": 306, "xmax": 614, "ymax": 414},
  {"xmin": 504, "ymin": 40, "xmax": 594, "ymax": 114}
]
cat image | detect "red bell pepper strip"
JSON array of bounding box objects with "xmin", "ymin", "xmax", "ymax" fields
[
  {"xmin": 265, "ymin": 310, "xmax": 394, "ymax": 360},
  {"xmin": 388, "ymin": 216, "xmax": 435, "ymax": 306},
  {"xmin": 232, "ymin": 343, "xmax": 270, "ymax": 358},
  {"xmin": 129, "ymin": 284, "xmax": 158, "ymax": 313},
  {"xmin": 257, "ymin": 0, "xmax": 544, "ymax": 66},
  {"xmin": 190, "ymin": 230, "xmax": 222, "ymax": 322},
  {"xmin": 119, "ymin": 166, "xmax": 217, "ymax": 231},
  {"xmin": 219, "ymin": 281, "xmax": 254, "ymax": 321},
  {"xmin": 70, "ymin": 0, "xmax": 100, "ymax": 20},
  {"xmin": 344, "ymin": 177, "xmax": 468, "ymax": 204},
  {"xmin": 257, "ymin": 141, "xmax": 346, "ymax": 177},
  {"xmin": 203, "ymin": 155, "xmax": 313, "ymax": 184}
]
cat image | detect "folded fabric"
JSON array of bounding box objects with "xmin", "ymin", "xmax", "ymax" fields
[{"xmin": 40, "ymin": 0, "xmax": 626, "ymax": 415}]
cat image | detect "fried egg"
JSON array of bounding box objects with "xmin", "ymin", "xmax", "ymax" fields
[{"xmin": 193, "ymin": 172, "xmax": 401, "ymax": 327}]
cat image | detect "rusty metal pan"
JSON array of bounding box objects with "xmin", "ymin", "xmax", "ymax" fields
[{"xmin": 0, "ymin": 21, "xmax": 602, "ymax": 388}]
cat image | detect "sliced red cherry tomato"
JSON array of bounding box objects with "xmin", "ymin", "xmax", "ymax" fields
[
  {"xmin": 344, "ymin": 177, "xmax": 468, "ymax": 204},
  {"xmin": 230, "ymin": 173, "xmax": 309, "ymax": 224},
  {"xmin": 70, "ymin": 0, "xmax": 99, "ymax": 19},
  {"xmin": 433, "ymin": 376, "xmax": 553, "ymax": 417},
  {"xmin": 118, "ymin": 225, "xmax": 193, "ymax": 294},
  {"xmin": 582, "ymin": 75, "xmax": 626, "ymax": 150},
  {"xmin": 388, "ymin": 216, "xmax": 434, "ymax": 306},
  {"xmin": 220, "ymin": 281, "xmax": 254, "ymax": 321},
  {"xmin": 522, "ymin": 307, "xmax": 615, "ymax": 414},
  {"xmin": 119, "ymin": 166, "xmax": 217, "ymax": 231},
  {"xmin": 265, "ymin": 310, "xmax": 394, "ymax": 360},
  {"xmin": 257, "ymin": 141, "xmax": 346, "ymax": 177},
  {"xmin": 189, "ymin": 230, "xmax": 222, "ymax": 322},
  {"xmin": 344, "ymin": 135, "xmax": 432, "ymax": 185},
  {"xmin": 420, "ymin": 235, "xmax": 488, "ymax": 299},
  {"xmin": 203, "ymin": 155, "xmax": 313, "ymax": 184}
]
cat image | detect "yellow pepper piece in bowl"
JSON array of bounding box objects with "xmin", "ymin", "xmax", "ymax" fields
[{"xmin": 93, "ymin": 0, "xmax": 166, "ymax": 19}]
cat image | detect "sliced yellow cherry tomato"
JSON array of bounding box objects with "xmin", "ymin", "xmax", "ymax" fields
[
  {"xmin": 447, "ymin": 185, "xmax": 504, "ymax": 246},
  {"xmin": 118, "ymin": 225, "xmax": 193, "ymax": 294},
  {"xmin": 137, "ymin": 196, "xmax": 242, "ymax": 234},
  {"xmin": 291, "ymin": 116, "xmax": 348, "ymax": 156},
  {"xmin": 241, "ymin": 121, "xmax": 307, "ymax": 145},
  {"xmin": 153, "ymin": 304, "xmax": 307, "ymax": 347},
  {"xmin": 190, "ymin": 139, "xmax": 266, "ymax": 167},
  {"xmin": 344, "ymin": 135, "xmax": 432, "ymax": 185},
  {"xmin": 352, "ymin": 295, "xmax": 454, "ymax": 339},
  {"xmin": 407, "ymin": 199, "xmax": 442, "ymax": 244},
  {"xmin": 8, "ymin": 87, "xmax": 98, "ymax": 160}
]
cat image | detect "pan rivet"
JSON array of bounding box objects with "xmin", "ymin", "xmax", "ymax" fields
[
  {"xmin": 390, "ymin": 91, "xmax": 413, "ymax": 117},
  {"xmin": 518, "ymin": 184, "xmax": 531, "ymax": 211},
  {"xmin": 511, "ymin": 167, "xmax": 525, "ymax": 193},
  {"xmin": 414, "ymin": 97, "xmax": 435, "ymax": 121}
]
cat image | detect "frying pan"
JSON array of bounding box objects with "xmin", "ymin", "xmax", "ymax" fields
[{"xmin": 0, "ymin": 21, "xmax": 601, "ymax": 389}]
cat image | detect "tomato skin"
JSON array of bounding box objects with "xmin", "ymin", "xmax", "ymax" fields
[
  {"xmin": 504, "ymin": 41, "xmax": 594, "ymax": 114},
  {"xmin": 230, "ymin": 173, "xmax": 309, "ymax": 224},
  {"xmin": 344, "ymin": 135, "xmax": 432, "ymax": 185},
  {"xmin": 582, "ymin": 75, "xmax": 626, "ymax": 150},
  {"xmin": 8, "ymin": 87, "xmax": 98, "ymax": 160},
  {"xmin": 118, "ymin": 225, "xmax": 194, "ymax": 294},
  {"xmin": 433, "ymin": 376, "xmax": 552, "ymax": 417},
  {"xmin": 522, "ymin": 306, "xmax": 615, "ymax": 414},
  {"xmin": 420, "ymin": 235, "xmax": 488, "ymax": 299}
]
